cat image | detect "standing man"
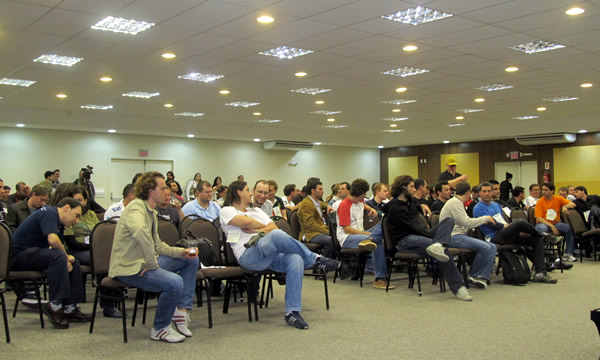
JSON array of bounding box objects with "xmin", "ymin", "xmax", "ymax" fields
[
  {"xmin": 499, "ymin": 172, "xmax": 513, "ymax": 202},
  {"xmin": 52, "ymin": 169, "xmax": 61, "ymax": 191},
  {"xmin": 6, "ymin": 184, "xmax": 51, "ymax": 232},
  {"xmin": 182, "ymin": 181, "xmax": 221, "ymax": 221},
  {"xmin": 110, "ymin": 172, "xmax": 199, "ymax": 343},
  {"xmin": 437, "ymin": 158, "xmax": 468, "ymax": 188},
  {"xmin": 37, "ymin": 171, "xmax": 54, "ymax": 193},
  {"xmin": 297, "ymin": 180, "xmax": 336, "ymax": 258}
]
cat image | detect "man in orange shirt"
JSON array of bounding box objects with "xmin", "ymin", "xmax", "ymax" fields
[{"xmin": 534, "ymin": 182, "xmax": 576, "ymax": 262}]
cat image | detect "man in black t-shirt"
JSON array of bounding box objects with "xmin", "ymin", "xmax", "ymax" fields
[{"xmin": 437, "ymin": 158, "xmax": 468, "ymax": 188}]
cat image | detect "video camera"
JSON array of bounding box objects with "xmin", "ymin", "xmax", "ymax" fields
[{"xmin": 81, "ymin": 165, "xmax": 94, "ymax": 180}]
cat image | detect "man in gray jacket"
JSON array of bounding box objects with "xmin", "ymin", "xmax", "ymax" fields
[{"xmin": 439, "ymin": 181, "xmax": 497, "ymax": 289}]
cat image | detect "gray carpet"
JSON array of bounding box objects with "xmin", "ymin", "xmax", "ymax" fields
[{"xmin": 2, "ymin": 259, "xmax": 600, "ymax": 359}]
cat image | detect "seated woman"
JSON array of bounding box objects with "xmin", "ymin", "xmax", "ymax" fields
[
  {"xmin": 212, "ymin": 176, "xmax": 223, "ymax": 200},
  {"xmin": 185, "ymin": 173, "xmax": 202, "ymax": 202},
  {"xmin": 167, "ymin": 180, "xmax": 185, "ymax": 205}
]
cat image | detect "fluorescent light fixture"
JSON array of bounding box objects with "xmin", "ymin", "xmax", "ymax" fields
[
  {"xmin": 443, "ymin": 140, "xmax": 450, "ymax": 144},
  {"xmin": 257, "ymin": 15, "xmax": 274, "ymax": 23},
  {"xmin": 581, "ymin": 83, "xmax": 593, "ymax": 88},
  {"xmin": 381, "ymin": 99, "xmax": 417, "ymax": 105},
  {"xmin": 256, "ymin": 119, "xmax": 282, "ymax": 123},
  {"xmin": 0, "ymin": 78, "xmax": 36, "ymax": 87},
  {"xmin": 311, "ymin": 110, "xmax": 341, "ymax": 115},
  {"xmin": 162, "ymin": 52, "xmax": 176, "ymax": 59},
  {"xmin": 108, "ymin": 129, "xmax": 116, "ymax": 133},
  {"xmin": 542, "ymin": 96, "xmax": 579, "ymax": 102},
  {"xmin": 327, "ymin": 118, "xmax": 335, "ymax": 122},
  {"xmin": 383, "ymin": 129, "xmax": 405, "ymax": 133},
  {"xmin": 395, "ymin": 87, "xmax": 407, "ymax": 93},
  {"xmin": 382, "ymin": 6, "xmax": 453, "ymax": 26},
  {"xmin": 475, "ymin": 84, "xmax": 513, "ymax": 91},
  {"xmin": 253, "ymin": 138, "xmax": 261, "ymax": 142},
  {"xmin": 382, "ymin": 67, "xmax": 429, "ymax": 77},
  {"xmin": 91, "ymin": 16, "xmax": 154, "ymax": 35},
  {"xmin": 295, "ymin": 72, "xmax": 307, "ymax": 77},
  {"xmin": 0, "ymin": 97, "xmax": 3, "ymax": 100},
  {"xmin": 509, "ymin": 40, "xmax": 565, "ymax": 54},
  {"xmin": 226, "ymin": 101, "xmax": 260, "ymax": 107},
  {"xmin": 323, "ymin": 125, "xmax": 348, "ymax": 129},
  {"xmin": 578, "ymin": 129, "xmax": 588, "ymax": 133},
  {"xmin": 378, "ymin": 145, "xmax": 384, "ymax": 149},
  {"xmin": 513, "ymin": 116, "xmax": 538, "ymax": 120},
  {"xmin": 34, "ymin": 54, "xmax": 83, "ymax": 67},
  {"xmin": 291, "ymin": 87, "xmax": 331, "ymax": 95},
  {"xmin": 448, "ymin": 123, "xmax": 465, "ymax": 127},
  {"xmin": 16, "ymin": 123, "xmax": 25, "ymax": 128},
  {"xmin": 122, "ymin": 91, "xmax": 159, "ymax": 98},
  {"xmin": 403, "ymin": 45, "xmax": 418, "ymax": 51},
  {"xmin": 505, "ymin": 66, "xmax": 519, "ymax": 72},
  {"xmin": 186, "ymin": 134, "xmax": 195, "ymax": 138},
  {"xmin": 81, "ymin": 104, "xmax": 113, "ymax": 110},
  {"xmin": 175, "ymin": 112, "xmax": 204, "ymax": 117},
  {"xmin": 392, "ymin": 109, "xmax": 401, "ymax": 113},
  {"xmin": 178, "ymin": 73, "xmax": 224, "ymax": 83},
  {"xmin": 457, "ymin": 108, "xmax": 484, "ymax": 113},
  {"xmin": 259, "ymin": 46, "xmax": 313, "ymax": 59},
  {"xmin": 383, "ymin": 117, "xmax": 409, "ymax": 121},
  {"xmin": 566, "ymin": 7, "xmax": 585, "ymax": 15}
]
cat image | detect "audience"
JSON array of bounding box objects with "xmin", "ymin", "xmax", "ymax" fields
[
  {"xmin": 166, "ymin": 171, "xmax": 183, "ymax": 196},
  {"xmin": 181, "ymin": 181, "xmax": 220, "ymax": 221},
  {"xmin": 366, "ymin": 183, "xmax": 389, "ymax": 215},
  {"xmin": 185, "ymin": 173, "xmax": 202, "ymax": 202},
  {"xmin": 104, "ymin": 184, "xmax": 136, "ymax": 220},
  {"xmin": 8, "ymin": 181, "xmax": 30, "ymax": 206},
  {"xmin": 282, "ymin": 184, "xmax": 299, "ymax": 210},
  {"xmin": 525, "ymin": 183, "xmax": 540, "ymax": 207},
  {"xmin": 296, "ymin": 180, "xmax": 336, "ymax": 258},
  {"xmin": 37, "ymin": 170, "xmax": 54, "ymax": 193},
  {"xmin": 6, "ymin": 184, "xmax": 51, "ymax": 232},
  {"xmin": 499, "ymin": 172, "xmax": 513, "ymax": 202},
  {"xmin": 167, "ymin": 180, "xmax": 185, "ymax": 205},
  {"xmin": 437, "ymin": 158, "xmax": 467, "ymax": 188},
  {"xmin": 430, "ymin": 181, "xmax": 450, "ymax": 212},
  {"xmin": 267, "ymin": 179, "xmax": 287, "ymax": 219},
  {"xmin": 506, "ymin": 186, "xmax": 527, "ymax": 209},
  {"xmin": 573, "ymin": 185, "xmax": 600, "ymax": 229}
]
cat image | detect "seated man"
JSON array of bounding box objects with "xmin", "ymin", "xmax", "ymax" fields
[
  {"xmin": 573, "ymin": 185, "xmax": 600, "ymax": 229},
  {"xmin": 336, "ymin": 178, "xmax": 391, "ymax": 290},
  {"xmin": 156, "ymin": 195, "xmax": 184, "ymax": 227},
  {"xmin": 506, "ymin": 186, "xmax": 527, "ymax": 210},
  {"xmin": 474, "ymin": 182, "xmax": 558, "ymax": 283},
  {"xmin": 430, "ymin": 181, "xmax": 451, "ymax": 213},
  {"xmin": 534, "ymin": 182, "xmax": 576, "ymax": 262},
  {"xmin": 330, "ymin": 182, "xmax": 350, "ymax": 210},
  {"xmin": 110, "ymin": 171, "xmax": 199, "ymax": 343},
  {"xmin": 252, "ymin": 180, "xmax": 274, "ymax": 216},
  {"xmin": 297, "ymin": 180, "xmax": 336, "ymax": 258},
  {"xmin": 439, "ymin": 181, "xmax": 497, "ymax": 288},
  {"xmin": 104, "ymin": 184, "xmax": 135, "ymax": 220},
  {"xmin": 525, "ymin": 183, "xmax": 540, "ymax": 208},
  {"xmin": 11, "ymin": 198, "xmax": 91, "ymax": 328},
  {"xmin": 6, "ymin": 184, "xmax": 51, "ymax": 232},
  {"xmin": 267, "ymin": 180, "xmax": 287, "ymax": 220},
  {"xmin": 7, "ymin": 181, "xmax": 30, "ymax": 207},
  {"xmin": 282, "ymin": 184, "xmax": 299, "ymax": 211},
  {"xmin": 466, "ymin": 185, "xmax": 480, "ymax": 217},
  {"xmin": 220, "ymin": 181, "xmax": 338, "ymax": 330},
  {"xmin": 489, "ymin": 179, "xmax": 508, "ymax": 208},
  {"xmin": 181, "ymin": 181, "xmax": 220, "ymax": 221},
  {"xmin": 366, "ymin": 183, "xmax": 389, "ymax": 215},
  {"xmin": 383, "ymin": 175, "xmax": 472, "ymax": 300}
]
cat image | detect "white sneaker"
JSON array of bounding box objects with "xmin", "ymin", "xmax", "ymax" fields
[
  {"xmin": 454, "ymin": 286, "xmax": 473, "ymax": 301},
  {"xmin": 425, "ymin": 243, "xmax": 449, "ymax": 262},
  {"xmin": 150, "ymin": 324, "xmax": 186, "ymax": 343},
  {"xmin": 172, "ymin": 310, "xmax": 192, "ymax": 337},
  {"xmin": 563, "ymin": 254, "xmax": 576, "ymax": 262}
]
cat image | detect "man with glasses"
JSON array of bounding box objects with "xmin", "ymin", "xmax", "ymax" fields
[
  {"xmin": 252, "ymin": 180, "xmax": 274, "ymax": 216},
  {"xmin": 182, "ymin": 180, "xmax": 220, "ymax": 221}
]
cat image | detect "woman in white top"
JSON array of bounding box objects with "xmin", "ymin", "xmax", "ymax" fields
[{"xmin": 185, "ymin": 173, "xmax": 201, "ymax": 202}]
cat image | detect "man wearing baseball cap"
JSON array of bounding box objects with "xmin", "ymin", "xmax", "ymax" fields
[{"xmin": 438, "ymin": 158, "xmax": 468, "ymax": 188}]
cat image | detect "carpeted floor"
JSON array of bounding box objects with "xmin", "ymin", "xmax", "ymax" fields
[{"xmin": 2, "ymin": 258, "xmax": 600, "ymax": 359}]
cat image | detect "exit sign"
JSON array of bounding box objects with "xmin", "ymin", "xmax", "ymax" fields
[{"xmin": 139, "ymin": 149, "xmax": 149, "ymax": 157}]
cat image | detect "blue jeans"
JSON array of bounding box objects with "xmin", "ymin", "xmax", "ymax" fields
[
  {"xmin": 239, "ymin": 229, "xmax": 317, "ymax": 313},
  {"xmin": 341, "ymin": 223, "xmax": 387, "ymax": 279},
  {"xmin": 449, "ymin": 234, "xmax": 497, "ymax": 280},
  {"xmin": 118, "ymin": 255, "xmax": 199, "ymax": 330},
  {"xmin": 535, "ymin": 222, "xmax": 576, "ymax": 254}
]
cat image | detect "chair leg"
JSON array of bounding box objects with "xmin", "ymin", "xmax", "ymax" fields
[
  {"xmin": 415, "ymin": 260, "xmax": 422, "ymax": 296},
  {"xmin": 321, "ymin": 270, "xmax": 329, "ymax": 310},
  {"xmin": 385, "ymin": 258, "xmax": 393, "ymax": 292},
  {"xmin": 142, "ymin": 293, "xmax": 149, "ymax": 325},
  {"xmin": 206, "ymin": 280, "xmax": 213, "ymax": 329},
  {"xmin": 459, "ymin": 255, "xmax": 469, "ymax": 288},
  {"xmin": 89, "ymin": 287, "xmax": 100, "ymax": 334},
  {"xmin": 222, "ymin": 280, "xmax": 231, "ymax": 314},
  {"xmin": 131, "ymin": 290, "xmax": 141, "ymax": 327},
  {"xmin": 120, "ymin": 290, "xmax": 128, "ymax": 343},
  {"xmin": 1, "ymin": 293, "xmax": 10, "ymax": 343},
  {"xmin": 34, "ymin": 281, "xmax": 44, "ymax": 328}
]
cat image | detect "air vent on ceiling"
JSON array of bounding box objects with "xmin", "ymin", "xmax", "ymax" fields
[
  {"xmin": 263, "ymin": 140, "xmax": 313, "ymax": 151},
  {"xmin": 515, "ymin": 133, "xmax": 576, "ymax": 146}
]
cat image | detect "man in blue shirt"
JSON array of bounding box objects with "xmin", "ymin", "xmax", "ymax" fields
[
  {"xmin": 182, "ymin": 181, "xmax": 220, "ymax": 221},
  {"xmin": 473, "ymin": 182, "xmax": 557, "ymax": 284},
  {"xmin": 11, "ymin": 197, "xmax": 92, "ymax": 328}
]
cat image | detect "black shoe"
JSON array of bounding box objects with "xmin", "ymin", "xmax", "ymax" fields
[
  {"xmin": 285, "ymin": 311, "xmax": 309, "ymax": 330},
  {"xmin": 468, "ymin": 276, "xmax": 488, "ymax": 289},
  {"xmin": 63, "ymin": 307, "xmax": 93, "ymax": 323},
  {"xmin": 313, "ymin": 256, "xmax": 340, "ymax": 272},
  {"xmin": 103, "ymin": 307, "xmax": 123, "ymax": 318},
  {"xmin": 542, "ymin": 233, "xmax": 561, "ymax": 245},
  {"xmin": 41, "ymin": 303, "xmax": 69, "ymax": 329}
]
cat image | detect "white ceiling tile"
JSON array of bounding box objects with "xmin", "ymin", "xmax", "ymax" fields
[
  {"xmin": 28, "ymin": 8, "xmax": 100, "ymax": 37},
  {"xmin": 0, "ymin": 1, "xmax": 50, "ymax": 30},
  {"xmin": 161, "ymin": 1, "xmax": 255, "ymax": 32},
  {"xmin": 248, "ymin": 19, "xmax": 337, "ymax": 44}
]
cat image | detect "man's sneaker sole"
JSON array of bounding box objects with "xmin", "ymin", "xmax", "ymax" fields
[
  {"xmin": 468, "ymin": 277, "xmax": 487, "ymax": 289},
  {"xmin": 358, "ymin": 240, "xmax": 377, "ymax": 252},
  {"xmin": 425, "ymin": 244, "xmax": 449, "ymax": 262}
]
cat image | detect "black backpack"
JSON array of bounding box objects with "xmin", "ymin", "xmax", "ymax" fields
[{"xmin": 500, "ymin": 247, "xmax": 531, "ymax": 285}]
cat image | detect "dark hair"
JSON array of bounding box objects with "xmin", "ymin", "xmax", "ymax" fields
[
  {"xmin": 166, "ymin": 180, "xmax": 181, "ymax": 192},
  {"xmin": 339, "ymin": 182, "xmax": 350, "ymax": 191},
  {"xmin": 31, "ymin": 184, "xmax": 51, "ymax": 197},
  {"xmin": 53, "ymin": 169, "xmax": 60, "ymax": 173},
  {"xmin": 267, "ymin": 179, "xmax": 278, "ymax": 190},
  {"xmin": 195, "ymin": 180, "xmax": 212, "ymax": 193},
  {"xmin": 349, "ymin": 178, "xmax": 369, "ymax": 197},
  {"xmin": 558, "ymin": 186, "xmax": 568, "ymax": 193},
  {"xmin": 253, "ymin": 179, "xmax": 268, "ymax": 191},
  {"xmin": 166, "ymin": 171, "xmax": 175, "ymax": 178},
  {"xmin": 414, "ymin": 178, "xmax": 425, "ymax": 191},
  {"xmin": 283, "ymin": 184, "xmax": 297, "ymax": 196},
  {"xmin": 541, "ymin": 182, "xmax": 555, "ymax": 192},
  {"xmin": 471, "ymin": 185, "xmax": 480, "ymax": 193},
  {"xmin": 425, "ymin": 185, "xmax": 434, "ymax": 195},
  {"xmin": 306, "ymin": 177, "xmax": 320, "ymax": 186},
  {"xmin": 454, "ymin": 181, "xmax": 471, "ymax": 196},
  {"xmin": 217, "ymin": 185, "xmax": 228, "ymax": 195},
  {"xmin": 301, "ymin": 185, "xmax": 309, "ymax": 195},
  {"xmin": 390, "ymin": 175, "xmax": 413, "ymax": 198},
  {"xmin": 212, "ymin": 176, "xmax": 221, "ymax": 187},
  {"xmin": 225, "ymin": 181, "xmax": 246, "ymax": 206},
  {"xmin": 132, "ymin": 173, "xmax": 143, "ymax": 184},
  {"xmin": 3, "ymin": 185, "xmax": 10, "ymax": 191},
  {"xmin": 371, "ymin": 182, "xmax": 379, "ymax": 195},
  {"xmin": 135, "ymin": 171, "xmax": 165, "ymax": 200},
  {"xmin": 306, "ymin": 181, "xmax": 322, "ymax": 194},
  {"xmin": 49, "ymin": 183, "xmax": 76, "ymax": 205},
  {"xmin": 505, "ymin": 172, "xmax": 513, "ymax": 180},
  {"xmin": 15, "ymin": 181, "xmax": 26, "ymax": 191},
  {"xmin": 529, "ymin": 183, "xmax": 539, "ymax": 191},
  {"xmin": 57, "ymin": 197, "xmax": 82, "ymax": 210},
  {"xmin": 479, "ymin": 182, "xmax": 492, "ymax": 191},
  {"xmin": 512, "ymin": 186, "xmax": 525, "ymax": 197},
  {"xmin": 44, "ymin": 170, "xmax": 53, "ymax": 179},
  {"xmin": 122, "ymin": 183, "xmax": 135, "ymax": 198},
  {"xmin": 434, "ymin": 181, "xmax": 449, "ymax": 195},
  {"xmin": 574, "ymin": 185, "xmax": 588, "ymax": 195},
  {"xmin": 488, "ymin": 179, "xmax": 499, "ymax": 185}
]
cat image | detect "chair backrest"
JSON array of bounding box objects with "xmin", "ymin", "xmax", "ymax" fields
[
  {"xmin": 179, "ymin": 214, "xmax": 200, "ymax": 238},
  {"xmin": 157, "ymin": 218, "xmax": 180, "ymax": 247},
  {"xmin": 288, "ymin": 210, "xmax": 301, "ymax": 240},
  {"xmin": 363, "ymin": 210, "xmax": 380, "ymax": 230},
  {"xmin": 510, "ymin": 208, "xmax": 528, "ymax": 222},
  {"xmin": 89, "ymin": 220, "xmax": 118, "ymax": 276},
  {"xmin": 501, "ymin": 208, "xmax": 511, "ymax": 224},
  {"xmin": 327, "ymin": 211, "xmax": 342, "ymax": 252},
  {"xmin": 185, "ymin": 217, "xmax": 223, "ymax": 265},
  {"xmin": 416, "ymin": 212, "xmax": 430, "ymax": 230},
  {"xmin": 0, "ymin": 223, "xmax": 11, "ymax": 281},
  {"xmin": 566, "ymin": 211, "xmax": 587, "ymax": 235},
  {"xmin": 272, "ymin": 216, "xmax": 293, "ymax": 237},
  {"xmin": 381, "ymin": 215, "xmax": 397, "ymax": 253},
  {"xmin": 527, "ymin": 206, "xmax": 536, "ymax": 226},
  {"xmin": 430, "ymin": 213, "xmax": 440, "ymax": 228}
]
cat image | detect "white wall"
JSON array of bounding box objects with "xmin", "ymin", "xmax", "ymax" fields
[{"xmin": 1, "ymin": 128, "xmax": 380, "ymax": 207}]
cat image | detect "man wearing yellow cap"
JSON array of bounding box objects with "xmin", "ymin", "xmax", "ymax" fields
[{"xmin": 438, "ymin": 158, "xmax": 468, "ymax": 188}]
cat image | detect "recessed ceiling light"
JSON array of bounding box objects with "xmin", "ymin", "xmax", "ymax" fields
[
  {"xmin": 403, "ymin": 45, "xmax": 418, "ymax": 51},
  {"xmin": 443, "ymin": 140, "xmax": 450, "ymax": 144},
  {"xmin": 323, "ymin": 125, "xmax": 348, "ymax": 129},
  {"xmin": 122, "ymin": 91, "xmax": 159, "ymax": 98},
  {"xmin": 178, "ymin": 72, "xmax": 224, "ymax": 83},
  {"xmin": 395, "ymin": 87, "xmax": 407, "ymax": 93},
  {"xmin": 0, "ymin": 78, "xmax": 36, "ymax": 87},
  {"xmin": 448, "ymin": 123, "xmax": 465, "ymax": 127},
  {"xmin": 161, "ymin": 52, "xmax": 176, "ymax": 59},
  {"xmin": 392, "ymin": 109, "xmax": 401, "ymax": 113},
  {"xmin": 382, "ymin": 6, "xmax": 453, "ymax": 26},
  {"xmin": 580, "ymin": 83, "xmax": 593, "ymax": 88},
  {"xmin": 382, "ymin": 67, "xmax": 429, "ymax": 77},
  {"xmin": 163, "ymin": 103, "xmax": 174, "ymax": 108},
  {"xmin": 108, "ymin": 129, "xmax": 116, "ymax": 133},
  {"xmin": 565, "ymin": 7, "xmax": 585, "ymax": 15},
  {"xmin": 327, "ymin": 118, "xmax": 335, "ymax": 122},
  {"xmin": 475, "ymin": 84, "xmax": 513, "ymax": 91},
  {"xmin": 291, "ymin": 88, "xmax": 331, "ymax": 95},
  {"xmin": 226, "ymin": 101, "xmax": 260, "ymax": 107},
  {"xmin": 474, "ymin": 98, "xmax": 485, "ymax": 102},
  {"xmin": 378, "ymin": 145, "xmax": 384, "ymax": 149},
  {"xmin": 253, "ymin": 138, "xmax": 261, "ymax": 142},
  {"xmin": 510, "ymin": 40, "xmax": 565, "ymax": 54},
  {"xmin": 383, "ymin": 117, "xmax": 409, "ymax": 121},
  {"xmin": 456, "ymin": 116, "xmax": 464, "ymax": 120},
  {"xmin": 81, "ymin": 104, "xmax": 113, "ymax": 110},
  {"xmin": 390, "ymin": 124, "xmax": 398, "ymax": 127},
  {"xmin": 34, "ymin": 54, "xmax": 83, "ymax": 67},
  {"xmin": 457, "ymin": 108, "xmax": 484, "ymax": 113},
  {"xmin": 578, "ymin": 129, "xmax": 588, "ymax": 133},
  {"xmin": 295, "ymin": 71, "xmax": 307, "ymax": 77},
  {"xmin": 253, "ymin": 112, "xmax": 262, "ymax": 116},
  {"xmin": 257, "ymin": 15, "xmax": 274, "ymax": 23},
  {"xmin": 100, "ymin": 76, "xmax": 112, "ymax": 82},
  {"xmin": 311, "ymin": 110, "xmax": 341, "ymax": 115},
  {"xmin": 315, "ymin": 100, "xmax": 324, "ymax": 104},
  {"xmin": 381, "ymin": 99, "xmax": 416, "ymax": 105},
  {"xmin": 259, "ymin": 46, "xmax": 313, "ymax": 59},
  {"xmin": 16, "ymin": 123, "xmax": 25, "ymax": 128},
  {"xmin": 91, "ymin": 16, "xmax": 154, "ymax": 35},
  {"xmin": 513, "ymin": 116, "xmax": 539, "ymax": 120},
  {"xmin": 536, "ymin": 107, "xmax": 547, "ymax": 111},
  {"xmin": 542, "ymin": 96, "xmax": 579, "ymax": 102},
  {"xmin": 174, "ymin": 112, "xmax": 204, "ymax": 117},
  {"xmin": 256, "ymin": 119, "xmax": 282, "ymax": 123},
  {"xmin": 314, "ymin": 142, "xmax": 322, "ymax": 145},
  {"xmin": 505, "ymin": 66, "xmax": 519, "ymax": 72},
  {"xmin": 186, "ymin": 134, "xmax": 195, "ymax": 138},
  {"xmin": 56, "ymin": 93, "xmax": 67, "ymax": 99},
  {"xmin": 219, "ymin": 90, "xmax": 230, "ymax": 94}
]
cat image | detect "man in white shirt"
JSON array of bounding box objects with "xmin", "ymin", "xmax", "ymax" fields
[
  {"xmin": 252, "ymin": 180, "xmax": 274, "ymax": 216},
  {"xmin": 220, "ymin": 181, "xmax": 339, "ymax": 330},
  {"xmin": 104, "ymin": 184, "xmax": 135, "ymax": 220},
  {"xmin": 282, "ymin": 184, "xmax": 299, "ymax": 210},
  {"xmin": 525, "ymin": 183, "xmax": 540, "ymax": 208},
  {"xmin": 182, "ymin": 181, "xmax": 220, "ymax": 221},
  {"xmin": 331, "ymin": 182, "xmax": 350, "ymax": 210}
]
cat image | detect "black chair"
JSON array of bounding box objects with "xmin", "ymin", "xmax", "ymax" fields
[
  {"xmin": 288, "ymin": 210, "xmax": 301, "ymax": 240},
  {"xmin": 157, "ymin": 218, "xmax": 180, "ymax": 247},
  {"xmin": 0, "ymin": 223, "xmax": 13, "ymax": 342},
  {"xmin": 179, "ymin": 214, "xmax": 201, "ymax": 239},
  {"xmin": 327, "ymin": 212, "xmax": 369, "ymax": 287},
  {"xmin": 566, "ymin": 211, "xmax": 600, "ymax": 262},
  {"xmin": 429, "ymin": 213, "xmax": 471, "ymax": 288},
  {"xmin": 510, "ymin": 208, "xmax": 528, "ymax": 222}
]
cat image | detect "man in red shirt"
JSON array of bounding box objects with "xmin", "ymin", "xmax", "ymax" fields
[{"xmin": 534, "ymin": 182, "xmax": 576, "ymax": 262}]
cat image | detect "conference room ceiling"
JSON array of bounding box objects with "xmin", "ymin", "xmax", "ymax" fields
[{"xmin": 0, "ymin": 0, "xmax": 598, "ymax": 148}]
